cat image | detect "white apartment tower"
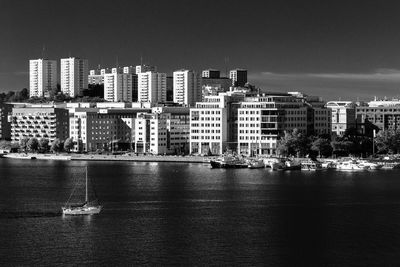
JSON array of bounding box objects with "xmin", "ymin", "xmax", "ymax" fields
[
  {"xmin": 103, "ymin": 73, "xmax": 133, "ymax": 102},
  {"xmin": 61, "ymin": 57, "xmax": 88, "ymax": 97},
  {"xmin": 173, "ymin": 70, "xmax": 202, "ymax": 107},
  {"xmin": 138, "ymin": 72, "xmax": 167, "ymax": 103},
  {"xmin": 135, "ymin": 64, "xmax": 157, "ymax": 74},
  {"xmin": 29, "ymin": 59, "xmax": 57, "ymax": 97}
]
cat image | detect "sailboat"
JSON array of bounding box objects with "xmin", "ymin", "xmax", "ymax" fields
[{"xmin": 62, "ymin": 166, "xmax": 102, "ymax": 215}]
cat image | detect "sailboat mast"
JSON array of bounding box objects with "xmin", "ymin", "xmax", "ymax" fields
[{"xmin": 85, "ymin": 166, "xmax": 88, "ymax": 203}]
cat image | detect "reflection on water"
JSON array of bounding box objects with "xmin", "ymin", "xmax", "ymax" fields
[{"xmin": 1, "ymin": 159, "xmax": 400, "ymax": 265}]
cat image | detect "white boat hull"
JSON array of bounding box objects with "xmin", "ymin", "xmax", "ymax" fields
[{"xmin": 62, "ymin": 205, "xmax": 102, "ymax": 215}]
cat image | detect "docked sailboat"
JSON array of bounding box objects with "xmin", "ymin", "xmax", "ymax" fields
[{"xmin": 62, "ymin": 167, "xmax": 102, "ymax": 215}]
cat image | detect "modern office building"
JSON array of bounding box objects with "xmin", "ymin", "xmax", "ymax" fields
[
  {"xmin": 69, "ymin": 107, "xmax": 150, "ymax": 152},
  {"xmin": 173, "ymin": 70, "xmax": 202, "ymax": 107},
  {"xmin": 153, "ymin": 106, "xmax": 190, "ymax": 154},
  {"xmin": 134, "ymin": 112, "xmax": 169, "ymax": 155},
  {"xmin": 229, "ymin": 69, "xmax": 247, "ymax": 87},
  {"xmin": 237, "ymin": 93, "xmax": 309, "ymax": 155},
  {"xmin": 189, "ymin": 92, "xmax": 245, "ymax": 155},
  {"xmin": 103, "ymin": 73, "xmax": 133, "ymax": 102},
  {"xmin": 29, "ymin": 59, "xmax": 57, "ymax": 97},
  {"xmin": 202, "ymin": 69, "xmax": 220, "ymax": 79},
  {"xmin": 138, "ymin": 72, "xmax": 167, "ymax": 103},
  {"xmin": 61, "ymin": 57, "xmax": 88, "ymax": 98},
  {"xmin": 356, "ymin": 98, "xmax": 400, "ymax": 132},
  {"xmin": 10, "ymin": 107, "xmax": 69, "ymax": 142},
  {"xmin": 326, "ymin": 101, "xmax": 357, "ymax": 136}
]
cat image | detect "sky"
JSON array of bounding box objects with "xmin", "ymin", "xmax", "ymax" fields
[{"xmin": 1, "ymin": 0, "xmax": 400, "ymax": 100}]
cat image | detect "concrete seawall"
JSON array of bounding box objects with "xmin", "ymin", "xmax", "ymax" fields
[
  {"xmin": 0, "ymin": 153, "xmax": 210, "ymax": 163},
  {"xmin": 71, "ymin": 154, "xmax": 209, "ymax": 163}
]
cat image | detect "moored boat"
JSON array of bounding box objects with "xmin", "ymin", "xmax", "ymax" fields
[
  {"xmin": 358, "ymin": 160, "xmax": 383, "ymax": 170},
  {"xmin": 301, "ymin": 161, "xmax": 323, "ymax": 171},
  {"xmin": 210, "ymin": 155, "xmax": 248, "ymax": 168},
  {"xmin": 336, "ymin": 159, "xmax": 369, "ymax": 171},
  {"xmin": 248, "ymin": 159, "xmax": 265, "ymax": 169}
]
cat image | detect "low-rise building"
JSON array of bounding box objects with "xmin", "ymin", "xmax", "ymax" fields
[
  {"xmin": 69, "ymin": 108, "xmax": 150, "ymax": 152},
  {"xmin": 10, "ymin": 107, "xmax": 69, "ymax": 142},
  {"xmin": 326, "ymin": 101, "xmax": 356, "ymax": 136},
  {"xmin": 356, "ymin": 98, "xmax": 400, "ymax": 132}
]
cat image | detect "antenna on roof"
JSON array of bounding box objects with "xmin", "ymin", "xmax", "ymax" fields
[
  {"xmin": 140, "ymin": 55, "xmax": 143, "ymax": 66},
  {"xmin": 116, "ymin": 56, "xmax": 119, "ymax": 68},
  {"xmin": 42, "ymin": 44, "xmax": 46, "ymax": 59}
]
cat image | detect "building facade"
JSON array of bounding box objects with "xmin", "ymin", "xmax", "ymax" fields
[
  {"xmin": 69, "ymin": 108, "xmax": 150, "ymax": 152},
  {"xmin": 29, "ymin": 59, "xmax": 57, "ymax": 97},
  {"xmin": 135, "ymin": 64, "xmax": 157, "ymax": 74},
  {"xmin": 202, "ymin": 69, "xmax": 220, "ymax": 78},
  {"xmin": 10, "ymin": 107, "xmax": 69, "ymax": 142},
  {"xmin": 189, "ymin": 92, "xmax": 245, "ymax": 155},
  {"xmin": 61, "ymin": 57, "xmax": 89, "ymax": 98},
  {"xmin": 103, "ymin": 73, "xmax": 133, "ymax": 102},
  {"xmin": 356, "ymin": 99, "xmax": 400, "ymax": 131},
  {"xmin": 237, "ymin": 94, "xmax": 308, "ymax": 155},
  {"xmin": 138, "ymin": 72, "xmax": 167, "ymax": 103},
  {"xmin": 229, "ymin": 69, "xmax": 247, "ymax": 87},
  {"xmin": 173, "ymin": 70, "xmax": 202, "ymax": 107},
  {"xmin": 326, "ymin": 101, "xmax": 356, "ymax": 136}
]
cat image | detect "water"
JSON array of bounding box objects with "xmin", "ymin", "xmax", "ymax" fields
[{"xmin": 1, "ymin": 158, "xmax": 400, "ymax": 265}]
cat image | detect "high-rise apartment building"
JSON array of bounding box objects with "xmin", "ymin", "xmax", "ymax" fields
[
  {"xmin": 202, "ymin": 69, "xmax": 220, "ymax": 79},
  {"xmin": 103, "ymin": 73, "xmax": 133, "ymax": 102},
  {"xmin": 138, "ymin": 72, "xmax": 167, "ymax": 103},
  {"xmin": 173, "ymin": 70, "xmax": 202, "ymax": 107},
  {"xmin": 61, "ymin": 57, "xmax": 88, "ymax": 98},
  {"xmin": 135, "ymin": 64, "xmax": 157, "ymax": 74},
  {"xmin": 229, "ymin": 69, "xmax": 247, "ymax": 87},
  {"xmin": 29, "ymin": 59, "xmax": 57, "ymax": 97}
]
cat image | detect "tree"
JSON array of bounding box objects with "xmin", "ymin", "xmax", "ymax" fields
[
  {"xmin": 50, "ymin": 138, "xmax": 62, "ymax": 153},
  {"xmin": 277, "ymin": 128, "xmax": 309, "ymax": 157},
  {"xmin": 0, "ymin": 140, "xmax": 12, "ymax": 150},
  {"xmin": 19, "ymin": 137, "xmax": 29, "ymax": 152},
  {"xmin": 38, "ymin": 138, "xmax": 49, "ymax": 153},
  {"xmin": 310, "ymin": 137, "xmax": 333, "ymax": 158},
  {"xmin": 64, "ymin": 138, "xmax": 74, "ymax": 152},
  {"xmin": 26, "ymin": 138, "xmax": 39, "ymax": 152}
]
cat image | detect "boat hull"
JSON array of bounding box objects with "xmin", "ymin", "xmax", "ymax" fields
[
  {"xmin": 62, "ymin": 205, "xmax": 102, "ymax": 215},
  {"xmin": 210, "ymin": 160, "xmax": 248, "ymax": 168}
]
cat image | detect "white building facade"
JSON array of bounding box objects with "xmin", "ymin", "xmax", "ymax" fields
[
  {"xmin": 138, "ymin": 72, "xmax": 167, "ymax": 103},
  {"xmin": 103, "ymin": 73, "xmax": 133, "ymax": 102},
  {"xmin": 61, "ymin": 57, "xmax": 88, "ymax": 98},
  {"xmin": 173, "ymin": 70, "xmax": 202, "ymax": 107},
  {"xmin": 326, "ymin": 101, "xmax": 356, "ymax": 136},
  {"xmin": 29, "ymin": 59, "xmax": 57, "ymax": 97}
]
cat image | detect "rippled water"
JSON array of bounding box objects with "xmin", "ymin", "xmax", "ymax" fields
[{"xmin": 1, "ymin": 158, "xmax": 400, "ymax": 265}]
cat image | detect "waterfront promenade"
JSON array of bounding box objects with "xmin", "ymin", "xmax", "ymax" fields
[{"xmin": 1, "ymin": 153, "xmax": 209, "ymax": 163}]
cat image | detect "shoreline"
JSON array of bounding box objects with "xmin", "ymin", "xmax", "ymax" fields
[{"xmin": 1, "ymin": 153, "xmax": 211, "ymax": 163}]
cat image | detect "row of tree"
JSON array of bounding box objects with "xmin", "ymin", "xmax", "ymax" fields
[
  {"xmin": 0, "ymin": 87, "xmax": 106, "ymax": 104},
  {"xmin": 276, "ymin": 128, "xmax": 375, "ymax": 158},
  {"xmin": 0, "ymin": 137, "xmax": 74, "ymax": 153}
]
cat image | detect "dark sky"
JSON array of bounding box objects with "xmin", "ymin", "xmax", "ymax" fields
[{"xmin": 1, "ymin": 0, "xmax": 400, "ymax": 100}]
